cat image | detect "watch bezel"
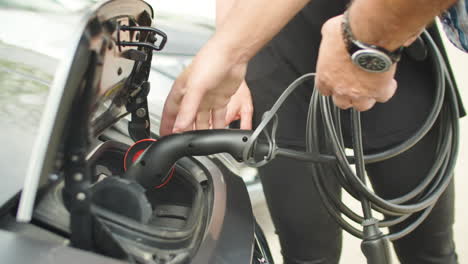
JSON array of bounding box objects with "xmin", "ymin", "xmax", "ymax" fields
[{"xmin": 351, "ymin": 48, "xmax": 392, "ymax": 73}]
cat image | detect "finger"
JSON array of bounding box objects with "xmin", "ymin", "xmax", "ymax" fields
[
  {"xmin": 195, "ymin": 110, "xmax": 211, "ymax": 130},
  {"xmin": 352, "ymin": 97, "xmax": 377, "ymax": 112},
  {"xmin": 211, "ymin": 107, "xmax": 228, "ymax": 129},
  {"xmin": 173, "ymin": 88, "xmax": 204, "ymax": 133},
  {"xmin": 225, "ymin": 103, "xmax": 240, "ymax": 126},
  {"xmin": 240, "ymin": 106, "xmax": 253, "ymax": 130},
  {"xmin": 160, "ymin": 70, "xmax": 191, "ymax": 136},
  {"xmin": 332, "ymin": 94, "xmax": 352, "ymax": 109},
  {"xmin": 160, "ymin": 90, "xmax": 182, "ymax": 136},
  {"xmin": 160, "ymin": 104, "xmax": 177, "ymax": 136},
  {"xmin": 375, "ymin": 79, "xmax": 397, "ymax": 103}
]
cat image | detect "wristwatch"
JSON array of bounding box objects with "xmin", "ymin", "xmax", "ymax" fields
[{"xmin": 341, "ymin": 10, "xmax": 404, "ymax": 73}]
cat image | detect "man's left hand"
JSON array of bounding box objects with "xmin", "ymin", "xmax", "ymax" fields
[{"xmin": 315, "ymin": 15, "xmax": 398, "ymax": 111}]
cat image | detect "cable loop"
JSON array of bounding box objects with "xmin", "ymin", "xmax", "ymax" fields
[
  {"xmin": 239, "ymin": 31, "xmax": 459, "ymax": 242},
  {"xmin": 242, "ymin": 111, "xmax": 279, "ymax": 167}
]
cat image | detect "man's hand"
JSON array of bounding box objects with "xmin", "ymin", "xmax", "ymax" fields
[
  {"xmin": 225, "ymin": 80, "xmax": 253, "ymax": 129},
  {"xmin": 315, "ymin": 15, "xmax": 397, "ymax": 111},
  {"xmin": 159, "ymin": 0, "xmax": 311, "ymax": 136},
  {"xmin": 316, "ymin": 0, "xmax": 457, "ymax": 111},
  {"xmin": 159, "ymin": 40, "xmax": 247, "ymax": 136}
]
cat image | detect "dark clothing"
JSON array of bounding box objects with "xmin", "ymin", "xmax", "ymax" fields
[
  {"xmin": 245, "ymin": 1, "xmax": 460, "ymax": 263},
  {"xmin": 258, "ymin": 124, "xmax": 457, "ymax": 263},
  {"xmin": 246, "ymin": 0, "xmax": 465, "ymax": 151}
]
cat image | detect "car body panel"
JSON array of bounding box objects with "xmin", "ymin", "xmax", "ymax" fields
[
  {"xmin": 191, "ymin": 157, "xmax": 255, "ymax": 264},
  {"xmin": 0, "ymin": 42, "xmax": 55, "ymax": 205},
  {"xmin": 0, "ymin": 229, "xmax": 126, "ymax": 264},
  {"xmin": 0, "ymin": 1, "xmax": 216, "ymax": 207},
  {"xmin": 0, "ymin": 1, "xmax": 265, "ymax": 263},
  {"xmin": 16, "ymin": 0, "xmax": 155, "ymax": 221}
]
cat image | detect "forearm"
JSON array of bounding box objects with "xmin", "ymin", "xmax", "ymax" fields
[
  {"xmin": 349, "ymin": 0, "xmax": 457, "ymax": 51},
  {"xmin": 211, "ymin": 0, "xmax": 310, "ymax": 64},
  {"xmin": 216, "ymin": 0, "xmax": 236, "ymax": 27}
]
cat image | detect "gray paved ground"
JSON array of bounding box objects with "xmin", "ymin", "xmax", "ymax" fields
[{"xmin": 253, "ymin": 30, "xmax": 468, "ymax": 264}]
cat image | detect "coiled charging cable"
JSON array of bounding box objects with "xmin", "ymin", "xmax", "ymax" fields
[
  {"xmin": 241, "ymin": 30, "xmax": 460, "ymax": 262},
  {"xmin": 125, "ymin": 29, "xmax": 460, "ymax": 264}
]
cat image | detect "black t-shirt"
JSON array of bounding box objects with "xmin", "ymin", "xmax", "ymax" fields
[{"xmin": 245, "ymin": 0, "xmax": 464, "ymax": 151}]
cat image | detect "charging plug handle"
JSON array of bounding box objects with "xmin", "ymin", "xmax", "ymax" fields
[
  {"xmin": 124, "ymin": 129, "xmax": 267, "ymax": 189},
  {"xmin": 361, "ymin": 222, "xmax": 392, "ymax": 264}
]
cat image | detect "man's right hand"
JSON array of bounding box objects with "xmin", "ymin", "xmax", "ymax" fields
[
  {"xmin": 315, "ymin": 15, "xmax": 397, "ymax": 111},
  {"xmin": 159, "ymin": 39, "xmax": 247, "ymax": 136}
]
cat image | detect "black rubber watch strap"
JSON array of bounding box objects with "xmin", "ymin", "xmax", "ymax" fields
[{"xmin": 342, "ymin": 10, "xmax": 403, "ymax": 63}]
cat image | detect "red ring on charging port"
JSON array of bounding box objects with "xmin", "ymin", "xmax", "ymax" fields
[{"xmin": 124, "ymin": 138, "xmax": 175, "ymax": 189}]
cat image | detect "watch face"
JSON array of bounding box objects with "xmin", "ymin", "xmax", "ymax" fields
[{"xmin": 351, "ymin": 49, "xmax": 392, "ymax": 73}]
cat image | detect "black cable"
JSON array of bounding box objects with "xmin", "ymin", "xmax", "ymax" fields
[
  {"xmin": 313, "ymin": 31, "xmax": 458, "ymax": 239},
  {"xmin": 243, "ymin": 30, "xmax": 460, "ymax": 243},
  {"xmin": 351, "ymin": 109, "xmax": 373, "ymax": 220}
]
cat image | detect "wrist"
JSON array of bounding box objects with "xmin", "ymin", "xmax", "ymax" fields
[
  {"xmin": 340, "ymin": 12, "xmax": 402, "ymax": 72},
  {"xmin": 347, "ymin": 1, "xmax": 411, "ymax": 51},
  {"xmin": 210, "ymin": 31, "xmax": 252, "ymax": 65}
]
